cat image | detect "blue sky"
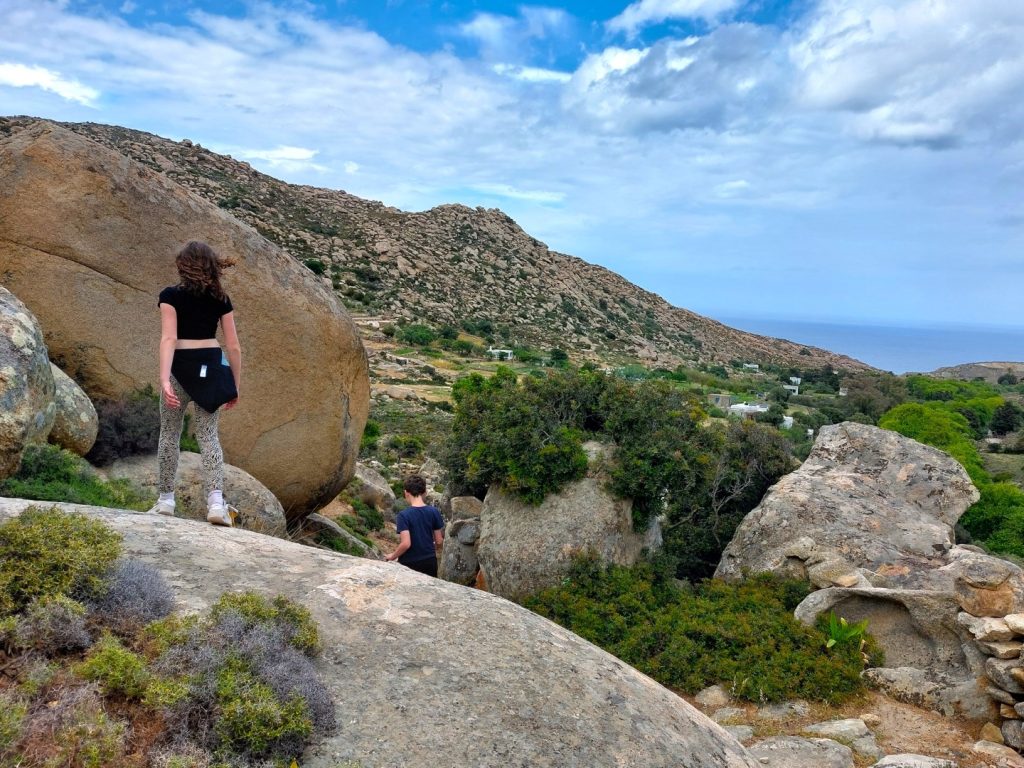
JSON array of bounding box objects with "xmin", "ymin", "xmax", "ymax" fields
[{"xmin": 1, "ymin": 0, "xmax": 1022, "ymax": 330}]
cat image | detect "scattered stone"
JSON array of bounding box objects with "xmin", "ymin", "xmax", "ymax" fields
[
  {"xmin": 449, "ymin": 495, "xmax": 484, "ymax": 520},
  {"xmin": 713, "ymin": 707, "xmax": 748, "ymax": 724},
  {"xmin": 987, "ymin": 658, "xmax": 1024, "ymax": 694},
  {"xmin": 438, "ymin": 519, "xmax": 480, "ymax": 586},
  {"xmin": 695, "ymin": 684, "xmax": 731, "ymax": 710},
  {"xmin": 870, "ymin": 757, "xmax": 957, "ymax": 768},
  {"xmin": 803, "ymin": 719, "xmax": 870, "ymax": 742},
  {"xmin": 952, "ymin": 552, "xmax": 1024, "ymax": 618},
  {"xmin": 354, "ymin": 462, "xmax": 397, "ymax": 517},
  {"xmin": 1003, "ymin": 719, "xmax": 1024, "ymax": 751},
  {"xmin": 851, "ymin": 735, "xmax": 885, "ymax": 760},
  {"xmin": 725, "ymin": 725, "xmax": 754, "ymax": 743},
  {"xmin": 755, "ymin": 700, "xmax": 811, "ymax": 721},
  {"xmin": 987, "ymin": 685, "xmax": 1018, "ymax": 705},
  {"xmin": 108, "ymin": 453, "xmax": 287, "ymax": 537},
  {"xmin": 860, "ymin": 713, "xmax": 882, "ymax": 729},
  {"xmin": 864, "ymin": 666, "xmax": 995, "ymax": 720},
  {"xmin": 1007, "ymin": 614, "xmax": 1024, "ymax": 634},
  {"xmin": 957, "ymin": 612, "xmax": 1014, "ymax": 642},
  {"xmin": 973, "ymin": 740, "xmax": 1024, "ymax": 767},
  {"xmin": 980, "ymin": 640, "xmax": 1023, "ymax": 659},
  {"xmin": 0, "ymin": 286, "xmax": 56, "ymax": 480},
  {"xmin": 47, "ymin": 362, "xmax": 98, "ymax": 456},
  {"xmin": 982, "ymin": 721, "xmax": 1006, "ymax": 743},
  {"xmin": 748, "ymin": 736, "xmax": 854, "ymax": 768},
  {"xmin": 1002, "ymin": 703, "xmax": 1020, "ymax": 719}
]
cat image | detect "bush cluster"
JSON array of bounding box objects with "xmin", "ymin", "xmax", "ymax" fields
[
  {"xmin": 443, "ymin": 366, "xmax": 794, "ymax": 579},
  {"xmin": 524, "ymin": 558, "xmax": 880, "ymax": 705},
  {"xmin": 86, "ymin": 386, "xmax": 198, "ymax": 466},
  {"xmin": 0, "ymin": 444, "xmax": 149, "ymax": 512},
  {"xmin": 0, "ymin": 508, "xmax": 337, "ymax": 768}
]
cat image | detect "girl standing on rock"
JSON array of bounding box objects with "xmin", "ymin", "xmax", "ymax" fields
[{"xmin": 148, "ymin": 241, "xmax": 241, "ymax": 526}]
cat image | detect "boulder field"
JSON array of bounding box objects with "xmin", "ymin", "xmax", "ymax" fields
[
  {"xmin": 0, "ymin": 498, "xmax": 761, "ymax": 768},
  {"xmin": 0, "ymin": 120, "xmax": 369, "ymax": 518}
]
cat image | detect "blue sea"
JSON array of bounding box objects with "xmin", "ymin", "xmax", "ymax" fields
[{"xmin": 716, "ymin": 317, "xmax": 1024, "ymax": 375}]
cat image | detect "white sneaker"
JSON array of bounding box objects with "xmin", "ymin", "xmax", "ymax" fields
[
  {"xmin": 207, "ymin": 503, "xmax": 238, "ymax": 527},
  {"xmin": 147, "ymin": 501, "xmax": 175, "ymax": 516}
]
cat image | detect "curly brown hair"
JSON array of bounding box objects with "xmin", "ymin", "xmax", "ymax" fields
[{"xmin": 175, "ymin": 241, "xmax": 236, "ymax": 301}]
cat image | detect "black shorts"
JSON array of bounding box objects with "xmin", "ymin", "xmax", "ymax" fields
[{"xmin": 401, "ymin": 557, "xmax": 438, "ymax": 577}]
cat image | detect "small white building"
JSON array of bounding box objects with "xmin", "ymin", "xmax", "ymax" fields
[
  {"xmin": 781, "ymin": 415, "xmax": 794, "ymax": 429},
  {"xmin": 486, "ymin": 347, "xmax": 515, "ymax": 361},
  {"xmin": 728, "ymin": 402, "xmax": 770, "ymax": 419},
  {"xmin": 789, "ymin": 377, "xmax": 802, "ymax": 386},
  {"xmin": 783, "ymin": 384, "xmax": 800, "ymax": 396},
  {"xmin": 742, "ymin": 363, "xmax": 760, "ymax": 371}
]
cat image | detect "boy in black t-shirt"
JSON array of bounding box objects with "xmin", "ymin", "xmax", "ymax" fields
[{"xmin": 385, "ymin": 475, "xmax": 445, "ymax": 576}]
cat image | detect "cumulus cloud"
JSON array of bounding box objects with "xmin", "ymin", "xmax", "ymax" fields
[
  {"xmin": 607, "ymin": 0, "xmax": 744, "ymax": 35},
  {"xmin": 458, "ymin": 6, "xmax": 573, "ymax": 62},
  {"xmin": 565, "ymin": 24, "xmax": 782, "ymax": 133},
  {"xmin": 790, "ymin": 0, "xmax": 1024, "ymax": 147},
  {"xmin": 0, "ymin": 62, "xmax": 99, "ymax": 105},
  {"xmin": 231, "ymin": 145, "xmax": 327, "ymax": 172}
]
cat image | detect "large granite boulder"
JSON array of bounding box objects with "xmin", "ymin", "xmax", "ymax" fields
[
  {"xmin": 0, "ymin": 286, "xmax": 55, "ymax": 479},
  {"xmin": 477, "ymin": 442, "xmax": 662, "ymax": 601},
  {"xmin": 47, "ymin": 362, "xmax": 98, "ymax": 456},
  {"xmin": 0, "ymin": 120, "xmax": 369, "ymax": 518},
  {"xmin": 0, "ymin": 497, "xmax": 761, "ymax": 768},
  {"xmin": 715, "ymin": 422, "xmax": 979, "ymax": 588},
  {"xmin": 108, "ymin": 453, "xmax": 287, "ymax": 537}
]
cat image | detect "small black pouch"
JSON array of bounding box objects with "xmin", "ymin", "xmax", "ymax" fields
[{"xmin": 171, "ymin": 348, "xmax": 238, "ymax": 413}]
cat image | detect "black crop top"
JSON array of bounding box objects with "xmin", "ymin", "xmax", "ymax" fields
[{"xmin": 158, "ymin": 286, "xmax": 233, "ymax": 339}]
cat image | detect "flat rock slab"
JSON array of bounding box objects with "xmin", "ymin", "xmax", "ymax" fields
[
  {"xmin": 0, "ymin": 498, "xmax": 760, "ymax": 768},
  {"xmin": 870, "ymin": 756, "xmax": 958, "ymax": 768},
  {"xmin": 748, "ymin": 736, "xmax": 854, "ymax": 768}
]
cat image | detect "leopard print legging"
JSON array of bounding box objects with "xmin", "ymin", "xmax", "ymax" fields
[{"xmin": 157, "ymin": 376, "xmax": 224, "ymax": 497}]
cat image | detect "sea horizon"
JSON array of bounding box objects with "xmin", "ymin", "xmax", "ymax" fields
[{"xmin": 716, "ymin": 316, "xmax": 1024, "ymax": 375}]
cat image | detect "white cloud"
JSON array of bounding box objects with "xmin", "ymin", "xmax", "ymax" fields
[
  {"xmin": 493, "ymin": 64, "xmax": 571, "ymax": 83},
  {"xmin": 0, "ymin": 62, "xmax": 99, "ymax": 105},
  {"xmin": 790, "ymin": 0, "xmax": 1024, "ymax": 147},
  {"xmin": 607, "ymin": 0, "xmax": 744, "ymax": 35},
  {"xmin": 230, "ymin": 145, "xmax": 326, "ymax": 172},
  {"xmin": 343, "ymin": 161, "xmax": 359, "ymax": 174},
  {"xmin": 470, "ymin": 183, "xmax": 566, "ymax": 204},
  {"xmin": 458, "ymin": 6, "xmax": 573, "ymax": 62}
]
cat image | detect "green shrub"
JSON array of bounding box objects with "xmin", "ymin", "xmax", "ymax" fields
[
  {"xmin": 360, "ymin": 419, "xmax": 381, "ymax": 453},
  {"xmin": 210, "ymin": 592, "xmax": 320, "ymax": 656},
  {"xmin": 15, "ymin": 594, "xmax": 92, "ymax": 654},
  {"xmin": 0, "ymin": 690, "xmax": 26, "ymax": 751},
  {"xmin": 351, "ymin": 497, "xmax": 384, "ymax": 532},
  {"xmin": 525, "ymin": 560, "xmax": 873, "ymax": 704},
  {"xmin": 388, "ymin": 434, "xmax": 424, "ymax": 459},
  {"xmin": 214, "ymin": 658, "xmax": 312, "ymax": 756},
  {"xmin": 86, "ymin": 386, "xmax": 162, "ymax": 466},
  {"xmin": 76, "ymin": 633, "xmax": 150, "ymax": 698},
  {"xmin": 302, "ymin": 257, "xmax": 327, "ymax": 275},
  {"xmin": 0, "ymin": 506, "xmax": 122, "ymax": 616},
  {"xmin": 0, "ymin": 444, "xmax": 149, "ymax": 511}
]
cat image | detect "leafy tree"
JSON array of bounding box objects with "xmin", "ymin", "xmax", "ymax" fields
[
  {"xmin": 999, "ymin": 372, "xmax": 1019, "ymax": 386},
  {"xmin": 992, "ymin": 402, "xmax": 1024, "ymax": 436},
  {"xmin": 397, "ymin": 324, "xmax": 438, "ymax": 346},
  {"xmin": 549, "ymin": 348, "xmax": 569, "ymax": 367}
]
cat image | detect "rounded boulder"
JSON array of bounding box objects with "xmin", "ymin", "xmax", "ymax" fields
[
  {"xmin": 0, "ymin": 286, "xmax": 56, "ymax": 479},
  {"xmin": 0, "ymin": 121, "xmax": 369, "ymax": 518},
  {"xmin": 47, "ymin": 362, "xmax": 98, "ymax": 456}
]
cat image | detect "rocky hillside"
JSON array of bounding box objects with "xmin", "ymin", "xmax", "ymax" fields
[
  {"xmin": 930, "ymin": 361, "xmax": 1024, "ymax": 383},
  {"xmin": 1, "ymin": 116, "xmax": 871, "ymax": 371}
]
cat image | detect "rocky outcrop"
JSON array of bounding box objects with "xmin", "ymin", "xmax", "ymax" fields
[
  {"xmin": 0, "ymin": 121, "xmax": 369, "ymax": 518},
  {"xmin": 353, "ymin": 462, "xmax": 396, "ymax": 517},
  {"xmin": 715, "ymin": 423, "xmax": 979, "ymax": 589},
  {"xmin": 108, "ymin": 453, "xmax": 287, "ymax": 537},
  {"xmin": 438, "ymin": 517, "xmax": 481, "ymax": 586},
  {"xmin": 295, "ymin": 512, "xmax": 379, "ymax": 558},
  {"xmin": 0, "ymin": 286, "xmax": 55, "ymax": 479},
  {"xmin": 0, "ymin": 497, "xmax": 762, "ymax": 768},
  {"xmin": 477, "ymin": 442, "xmax": 662, "ymax": 601},
  {"xmin": 449, "ymin": 495, "xmax": 484, "ymax": 520},
  {"xmin": 47, "ymin": 362, "xmax": 97, "ymax": 456}
]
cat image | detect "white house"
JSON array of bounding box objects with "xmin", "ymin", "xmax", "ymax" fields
[
  {"xmin": 486, "ymin": 347, "xmax": 515, "ymax": 361},
  {"xmin": 728, "ymin": 402, "xmax": 770, "ymax": 419}
]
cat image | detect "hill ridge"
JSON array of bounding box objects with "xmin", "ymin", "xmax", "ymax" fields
[{"xmin": 1, "ymin": 115, "xmax": 871, "ymax": 371}]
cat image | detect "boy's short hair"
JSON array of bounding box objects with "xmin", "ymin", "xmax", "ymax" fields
[{"xmin": 403, "ymin": 475, "xmax": 427, "ymax": 498}]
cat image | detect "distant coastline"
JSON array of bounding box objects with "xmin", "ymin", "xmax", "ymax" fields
[{"xmin": 716, "ymin": 317, "xmax": 1024, "ymax": 375}]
